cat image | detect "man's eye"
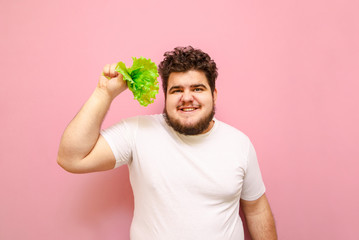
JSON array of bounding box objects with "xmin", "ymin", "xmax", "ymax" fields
[
  {"xmin": 171, "ymin": 89, "xmax": 182, "ymax": 93},
  {"xmin": 194, "ymin": 88, "xmax": 203, "ymax": 92}
]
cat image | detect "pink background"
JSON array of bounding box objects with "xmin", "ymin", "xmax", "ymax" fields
[{"xmin": 1, "ymin": 0, "xmax": 358, "ymax": 239}]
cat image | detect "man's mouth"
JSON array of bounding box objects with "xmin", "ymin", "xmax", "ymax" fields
[{"xmin": 178, "ymin": 106, "xmax": 199, "ymax": 112}]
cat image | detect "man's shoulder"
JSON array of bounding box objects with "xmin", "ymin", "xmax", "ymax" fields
[
  {"xmin": 121, "ymin": 114, "xmax": 165, "ymax": 129},
  {"xmin": 215, "ymin": 118, "xmax": 250, "ymax": 142}
]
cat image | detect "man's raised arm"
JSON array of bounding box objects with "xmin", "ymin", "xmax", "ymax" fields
[{"xmin": 57, "ymin": 63, "xmax": 127, "ymax": 173}]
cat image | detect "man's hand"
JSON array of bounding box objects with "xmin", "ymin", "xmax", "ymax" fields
[{"xmin": 98, "ymin": 63, "xmax": 128, "ymax": 100}]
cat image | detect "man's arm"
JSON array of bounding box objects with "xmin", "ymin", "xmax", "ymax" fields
[
  {"xmin": 240, "ymin": 194, "xmax": 278, "ymax": 240},
  {"xmin": 57, "ymin": 63, "xmax": 127, "ymax": 173}
]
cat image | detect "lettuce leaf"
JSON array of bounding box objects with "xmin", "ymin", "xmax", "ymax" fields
[{"xmin": 115, "ymin": 57, "xmax": 159, "ymax": 107}]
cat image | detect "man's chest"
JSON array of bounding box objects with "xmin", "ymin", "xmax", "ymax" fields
[{"xmin": 131, "ymin": 134, "xmax": 247, "ymax": 201}]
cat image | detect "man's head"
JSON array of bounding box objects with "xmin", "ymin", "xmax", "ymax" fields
[
  {"xmin": 158, "ymin": 46, "xmax": 218, "ymax": 97},
  {"xmin": 158, "ymin": 46, "xmax": 218, "ymax": 135}
]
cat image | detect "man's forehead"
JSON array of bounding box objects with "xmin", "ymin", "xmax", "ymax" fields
[{"xmin": 168, "ymin": 70, "xmax": 209, "ymax": 88}]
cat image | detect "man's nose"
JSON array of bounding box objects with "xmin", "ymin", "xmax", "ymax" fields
[{"xmin": 181, "ymin": 90, "xmax": 194, "ymax": 102}]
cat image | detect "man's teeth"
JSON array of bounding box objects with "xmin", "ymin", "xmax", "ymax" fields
[{"xmin": 182, "ymin": 108, "xmax": 195, "ymax": 111}]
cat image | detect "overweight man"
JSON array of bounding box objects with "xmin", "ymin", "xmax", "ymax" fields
[{"xmin": 57, "ymin": 46, "xmax": 277, "ymax": 240}]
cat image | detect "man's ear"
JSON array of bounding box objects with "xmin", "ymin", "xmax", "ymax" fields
[{"xmin": 213, "ymin": 88, "xmax": 218, "ymax": 104}]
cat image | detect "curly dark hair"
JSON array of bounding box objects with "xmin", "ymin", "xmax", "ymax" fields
[{"xmin": 158, "ymin": 46, "xmax": 218, "ymax": 96}]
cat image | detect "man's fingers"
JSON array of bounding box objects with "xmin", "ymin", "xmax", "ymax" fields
[
  {"xmin": 102, "ymin": 63, "xmax": 118, "ymax": 78},
  {"xmin": 110, "ymin": 63, "xmax": 118, "ymax": 78},
  {"xmin": 98, "ymin": 75, "xmax": 108, "ymax": 88},
  {"xmin": 103, "ymin": 64, "xmax": 111, "ymax": 77}
]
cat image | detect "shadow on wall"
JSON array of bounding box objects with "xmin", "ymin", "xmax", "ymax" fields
[{"xmin": 71, "ymin": 167, "xmax": 134, "ymax": 238}]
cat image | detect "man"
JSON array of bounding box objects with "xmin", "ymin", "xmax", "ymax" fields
[{"xmin": 57, "ymin": 46, "xmax": 277, "ymax": 239}]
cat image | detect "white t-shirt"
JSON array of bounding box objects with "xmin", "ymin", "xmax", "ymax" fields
[{"xmin": 101, "ymin": 114, "xmax": 265, "ymax": 240}]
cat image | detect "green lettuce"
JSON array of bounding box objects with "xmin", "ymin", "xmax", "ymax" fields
[{"xmin": 115, "ymin": 57, "xmax": 159, "ymax": 107}]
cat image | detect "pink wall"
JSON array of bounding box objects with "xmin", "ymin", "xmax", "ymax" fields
[{"xmin": 1, "ymin": 0, "xmax": 358, "ymax": 239}]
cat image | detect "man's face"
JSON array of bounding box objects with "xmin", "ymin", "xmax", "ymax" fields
[{"xmin": 163, "ymin": 70, "xmax": 217, "ymax": 135}]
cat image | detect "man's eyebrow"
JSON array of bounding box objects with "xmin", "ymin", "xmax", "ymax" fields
[
  {"xmin": 191, "ymin": 84, "xmax": 207, "ymax": 89},
  {"xmin": 168, "ymin": 84, "xmax": 208, "ymax": 92},
  {"xmin": 168, "ymin": 85, "xmax": 183, "ymax": 92}
]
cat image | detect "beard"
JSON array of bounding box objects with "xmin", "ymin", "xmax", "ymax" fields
[{"xmin": 163, "ymin": 104, "xmax": 215, "ymax": 136}]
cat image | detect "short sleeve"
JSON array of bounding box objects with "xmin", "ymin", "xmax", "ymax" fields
[
  {"xmin": 100, "ymin": 117, "xmax": 138, "ymax": 168},
  {"xmin": 240, "ymin": 140, "xmax": 266, "ymax": 201}
]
